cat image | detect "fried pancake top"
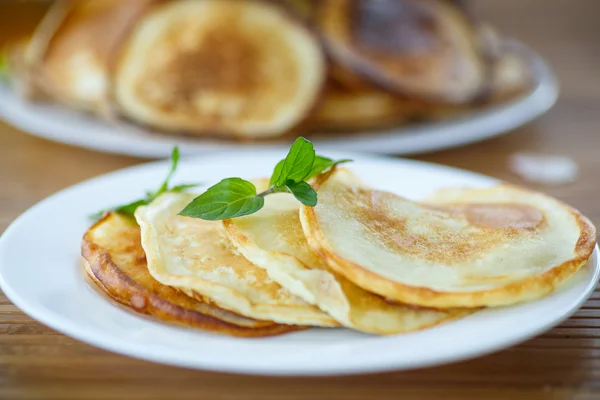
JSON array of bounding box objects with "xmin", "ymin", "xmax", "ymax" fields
[
  {"xmin": 300, "ymin": 168, "xmax": 596, "ymax": 308},
  {"xmin": 114, "ymin": 0, "xmax": 325, "ymax": 138},
  {"xmin": 319, "ymin": 0, "xmax": 486, "ymax": 103},
  {"xmin": 224, "ymin": 179, "xmax": 468, "ymax": 335},
  {"xmin": 135, "ymin": 193, "xmax": 338, "ymax": 326},
  {"xmin": 39, "ymin": 0, "xmax": 153, "ymax": 111}
]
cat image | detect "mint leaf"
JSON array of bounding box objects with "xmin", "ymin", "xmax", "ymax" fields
[
  {"xmin": 269, "ymin": 159, "xmax": 285, "ymax": 186},
  {"xmin": 89, "ymin": 146, "xmax": 197, "ymax": 221},
  {"xmin": 114, "ymin": 199, "xmax": 150, "ymax": 216},
  {"xmin": 273, "ymin": 137, "xmax": 315, "ymax": 186},
  {"xmin": 163, "ymin": 146, "xmax": 180, "ymax": 188},
  {"xmin": 178, "ymin": 137, "xmax": 348, "ymax": 221},
  {"xmin": 285, "ymin": 180, "xmax": 317, "ymax": 206},
  {"xmin": 88, "ymin": 210, "xmax": 106, "ymax": 222},
  {"xmin": 179, "ymin": 178, "xmax": 264, "ymax": 220},
  {"xmin": 271, "ymin": 155, "xmax": 353, "ymax": 184},
  {"xmin": 151, "ymin": 146, "xmax": 180, "ymax": 199},
  {"xmin": 170, "ymin": 183, "xmax": 201, "ymax": 192},
  {"xmin": 88, "ymin": 199, "xmax": 148, "ymax": 221},
  {"xmin": 307, "ymin": 156, "xmax": 352, "ymax": 180}
]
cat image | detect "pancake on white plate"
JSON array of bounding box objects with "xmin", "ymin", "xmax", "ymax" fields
[
  {"xmin": 318, "ymin": 0, "xmax": 487, "ymax": 104},
  {"xmin": 300, "ymin": 168, "xmax": 596, "ymax": 309},
  {"xmin": 135, "ymin": 192, "xmax": 338, "ymax": 327},
  {"xmin": 81, "ymin": 212, "xmax": 300, "ymax": 337},
  {"xmin": 31, "ymin": 0, "xmax": 154, "ymax": 116},
  {"xmin": 223, "ymin": 179, "xmax": 468, "ymax": 335},
  {"xmin": 114, "ymin": 0, "xmax": 325, "ymax": 139}
]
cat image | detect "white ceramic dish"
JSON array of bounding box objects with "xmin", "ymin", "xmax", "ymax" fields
[
  {"xmin": 0, "ymin": 150, "xmax": 595, "ymax": 376},
  {"xmin": 0, "ymin": 41, "xmax": 558, "ymax": 158}
]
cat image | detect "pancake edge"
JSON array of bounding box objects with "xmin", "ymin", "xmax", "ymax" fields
[
  {"xmin": 300, "ymin": 169, "xmax": 597, "ymax": 309},
  {"xmin": 81, "ymin": 213, "xmax": 300, "ymax": 337}
]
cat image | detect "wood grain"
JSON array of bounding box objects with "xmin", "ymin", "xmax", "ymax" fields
[{"xmin": 0, "ymin": 0, "xmax": 599, "ymax": 399}]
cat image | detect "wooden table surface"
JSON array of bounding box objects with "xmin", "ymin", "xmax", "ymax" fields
[{"xmin": 1, "ymin": 1, "xmax": 599, "ymax": 399}]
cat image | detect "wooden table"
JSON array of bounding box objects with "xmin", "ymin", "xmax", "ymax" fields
[{"xmin": 0, "ymin": 1, "xmax": 599, "ymax": 399}]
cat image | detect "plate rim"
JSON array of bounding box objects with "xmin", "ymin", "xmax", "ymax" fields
[
  {"xmin": 0, "ymin": 40, "xmax": 559, "ymax": 158},
  {"xmin": 0, "ymin": 151, "xmax": 596, "ymax": 377}
]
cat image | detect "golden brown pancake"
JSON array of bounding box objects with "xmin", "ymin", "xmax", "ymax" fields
[
  {"xmin": 280, "ymin": 0, "xmax": 319, "ymax": 22},
  {"xmin": 318, "ymin": 0, "xmax": 487, "ymax": 104},
  {"xmin": 135, "ymin": 192, "xmax": 338, "ymax": 326},
  {"xmin": 23, "ymin": 0, "xmax": 153, "ymax": 116},
  {"xmin": 224, "ymin": 179, "xmax": 469, "ymax": 335},
  {"xmin": 114, "ymin": 0, "xmax": 326, "ymax": 139},
  {"xmin": 81, "ymin": 212, "xmax": 300, "ymax": 337},
  {"xmin": 308, "ymin": 80, "xmax": 412, "ymax": 131},
  {"xmin": 34, "ymin": 0, "xmax": 154, "ymax": 116},
  {"xmin": 300, "ymin": 168, "xmax": 596, "ymax": 309},
  {"xmin": 3, "ymin": 38, "xmax": 49, "ymax": 101}
]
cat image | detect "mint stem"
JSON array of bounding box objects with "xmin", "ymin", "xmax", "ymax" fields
[{"xmin": 257, "ymin": 186, "xmax": 289, "ymax": 198}]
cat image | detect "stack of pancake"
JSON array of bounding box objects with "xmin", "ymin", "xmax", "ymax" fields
[
  {"xmin": 81, "ymin": 168, "xmax": 596, "ymax": 337},
  {"xmin": 5, "ymin": 0, "xmax": 533, "ymax": 141}
]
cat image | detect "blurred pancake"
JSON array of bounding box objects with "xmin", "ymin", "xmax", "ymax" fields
[
  {"xmin": 486, "ymin": 45, "xmax": 534, "ymax": 103},
  {"xmin": 81, "ymin": 212, "xmax": 299, "ymax": 337},
  {"xmin": 300, "ymin": 168, "xmax": 596, "ymax": 308},
  {"xmin": 280, "ymin": 0, "xmax": 318, "ymax": 22},
  {"xmin": 308, "ymin": 80, "xmax": 412, "ymax": 131},
  {"xmin": 3, "ymin": 38, "xmax": 49, "ymax": 100},
  {"xmin": 135, "ymin": 192, "xmax": 338, "ymax": 326},
  {"xmin": 34, "ymin": 0, "xmax": 154, "ymax": 115},
  {"xmin": 308, "ymin": 75, "xmax": 469, "ymax": 131},
  {"xmin": 224, "ymin": 179, "xmax": 467, "ymax": 335},
  {"xmin": 114, "ymin": 0, "xmax": 326, "ymax": 139},
  {"xmin": 319, "ymin": 0, "xmax": 487, "ymax": 103}
]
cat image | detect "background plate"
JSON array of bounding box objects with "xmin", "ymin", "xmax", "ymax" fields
[
  {"xmin": 0, "ymin": 151, "xmax": 595, "ymax": 376},
  {"xmin": 0, "ymin": 41, "xmax": 558, "ymax": 158}
]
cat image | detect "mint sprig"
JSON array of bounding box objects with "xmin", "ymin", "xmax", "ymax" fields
[
  {"xmin": 180, "ymin": 137, "xmax": 351, "ymax": 221},
  {"xmin": 179, "ymin": 178, "xmax": 265, "ymax": 221},
  {"xmin": 271, "ymin": 137, "xmax": 315, "ymax": 186},
  {"xmin": 90, "ymin": 146, "xmax": 199, "ymax": 221}
]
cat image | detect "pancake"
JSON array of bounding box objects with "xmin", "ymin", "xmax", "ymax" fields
[
  {"xmin": 281, "ymin": 0, "xmax": 318, "ymax": 22},
  {"xmin": 318, "ymin": 0, "xmax": 487, "ymax": 104},
  {"xmin": 486, "ymin": 46, "xmax": 533, "ymax": 103},
  {"xmin": 300, "ymin": 168, "xmax": 596, "ymax": 309},
  {"xmin": 34, "ymin": 0, "xmax": 154, "ymax": 116},
  {"xmin": 22, "ymin": 0, "xmax": 70, "ymax": 77},
  {"xmin": 135, "ymin": 192, "xmax": 337, "ymax": 326},
  {"xmin": 223, "ymin": 179, "xmax": 467, "ymax": 335},
  {"xmin": 308, "ymin": 81, "xmax": 412, "ymax": 131},
  {"xmin": 308, "ymin": 76, "xmax": 479, "ymax": 131},
  {"xmin": 3, "ymin": 38, "xmax": 49, "ymax": 101},
  {"xmin": 81, "ymin": 212, "xmax": 298, "ymax": 337},
  {"xmin": 474, "ymin": 23, "xmax": 533, "ymax": 103},
  {"xmin": 114, "ymin": 0, "xmax": 325, "ymax": 139}
]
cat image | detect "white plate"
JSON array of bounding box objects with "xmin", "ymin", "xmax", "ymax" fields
[
  {"xmin": 0, "ymin": 150, "xmax": 596, "ymax": 376},
  {"xmin": 0, "ymin": 41, "xmax": 558, "ymax": 158}
]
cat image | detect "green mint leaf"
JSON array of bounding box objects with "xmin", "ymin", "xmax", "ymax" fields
[
  {"xmin": 88, "ymin": 199, "xmax": 148, "ymax": 221},
  {"xmin": 170, "ymin": 183, "xmax": 201, "ymax": 192},
  {"xmin": 151, "ymin": 146, "xmax": 180, "ymax": 199},
  {"xmin": 114, "ymin": 199, "xmax": 150, "ymax": 216},
  {"xmin": 273, "ymin": 137, "xmax": 315, "ymax": 186},
  {"xmin": 165, "ymin": 146, "xmax": 180, "ymax": 186},
  {"xmin": 89, "ymin": 146, "xmax": 199, "ymax": 221},
  {"xmin": 269, "ymin": 159, "xmax": 285, "ymax": 187},
  {"xmin": 307, "ymin": 156, "xmax": 353, "ymax": 180},
  {"xmin": 88, "ymin": 210, "xmax": 106, "ymax": 222},
  {"xmin": 179, "ymin": 178, "xmax": 264, "ymax": 220},
  {"xmin": 285, "ymin": 180, "xmax": 317, "ymax": 206}
]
